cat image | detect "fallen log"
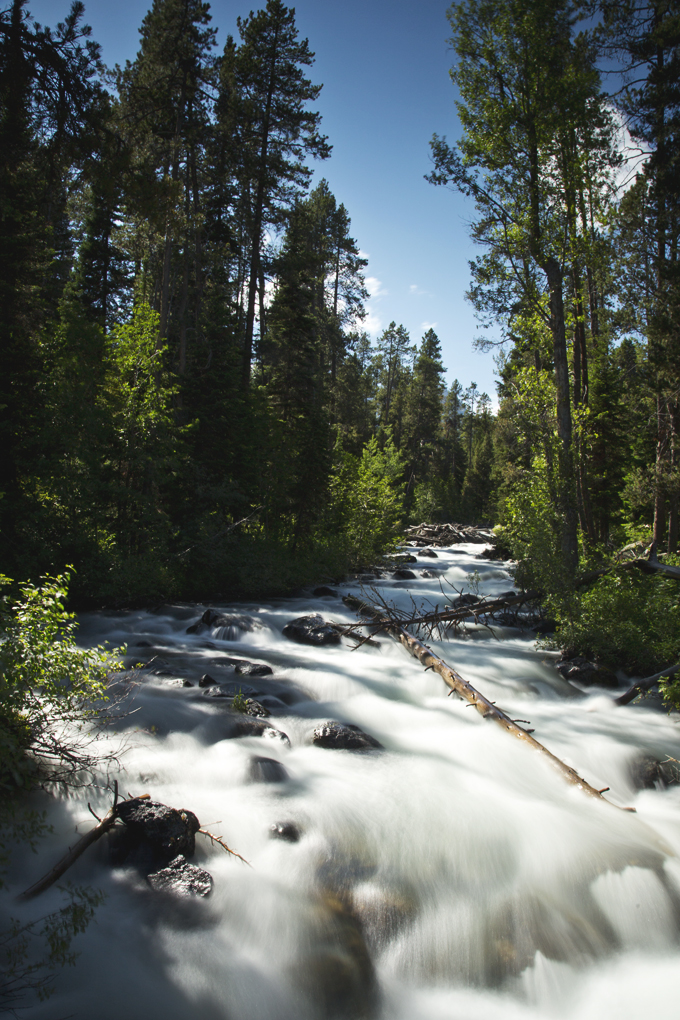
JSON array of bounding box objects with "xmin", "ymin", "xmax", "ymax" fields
[
  {"xmin": 17, "ymin": 782, "xmax": 128, "ymax": 901},
  {"xmin": 615, "ymin": 663, "xmax": 680, "ymax": 707},
  {"xmin": 344, "ymin": 596, "xmax": 625, "ymax": 807},
  {"xmin": 577, "ymin": 541, "xmax": 680, "ymax": 588}
]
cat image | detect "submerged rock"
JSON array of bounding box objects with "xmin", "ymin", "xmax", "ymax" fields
[
  {"xmin": 234, "ymin": 660, "xmax": 274, "ymax": 676},
  {"xmin": 419, "ymin": 569, "xmax": 440, "ymax": 579},
  {"xmin": 312, "ymin": 722, "xmax": 383, "ymax": 751},
  {"xmin": 391, "ymin": 568, "xmax": 416, "ymax": 580},
  {"xmin": 556, "ymin": 656, "xmax": 617, "ymax": 688},
  {"xmin": 283, "ymin": 614, "xmax": 341, "ymax": 646},
  {"xmin": 270, "ymin": 821, "xmax": 301, "ymax": 843},
  {"xmin": 147, "ymin": 854, "xmax": 213, "ymax": 898},
  {"xmin": 629, "ymin": 753, "xmax": 680, "ymax": 789},
  {"xmin": 313, "ymin": 585, "xmax": 339, "ymax": 598},
  {"xmin": 416, "ymin": 548, "xmax": 438, "ymax": 558},
  {"xmin": 186, "ymin": 609, "xmax": 262, "ymax": 639},
  {"xmin": 247, "ymin": 755, "xmax": 289, "ymax": 783},
  {"xmin": 451, "ymin": 593, "xmax": 481, "ymax": 608}
]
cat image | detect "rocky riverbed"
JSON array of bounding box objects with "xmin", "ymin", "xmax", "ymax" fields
[{"xmin": 5, "ymin": 542, "xmax": 680, "ymax": 1020}]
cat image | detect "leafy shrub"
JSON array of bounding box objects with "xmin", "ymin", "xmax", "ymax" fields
[{"xmin": 544, "ymin": 566, "xmax": 680, "ymax": 677}]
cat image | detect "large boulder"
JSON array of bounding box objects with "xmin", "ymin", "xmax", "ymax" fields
[
  {"xmin": 147, "ymin": 854, "xmax": 213, "ymax": 898},
  {"xmin": 234, "ymin": 660, "xmax": 274, "ymax": 676},
  {"xmin": 312, "ymin": 722, "xmax": 383, "ymax": 751},
  {"xmin": 392, "ymin": 568, "xmax": 416, "ymax": 580},
  {"xmin": 283, "ymin": 614, "xmax": 341, "ymax": 646},
  {"xmin": 113, "ymin": 798, "xmax": 200, "ymax": 870},
  {"xmin": 417, "ymin": 548, "xmax": 438, "ymax": 558}
]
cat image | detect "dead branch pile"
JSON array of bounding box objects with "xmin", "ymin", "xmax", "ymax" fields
[{"xmin": 403, "ymin": 522, "xmax": 494, "ymax": 546}]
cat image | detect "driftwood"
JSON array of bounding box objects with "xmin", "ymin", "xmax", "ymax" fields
[
  {"xmin": 403, "ymin": 522, "xmax": 494, "ymax": 547},
  {"xmin": 615, "ymin": 663, "xmax": 680, "ymax": 707},
  {"xmin": 344, "ymin": 596, "xmax": 625, "ymax": 807},
  {"xmin": 17, "ymin": 782, "xmax": 131, "ymax": 901},
  {"xmin": 577, "ymin": 541, "xmax": 680, "ymax": 587},
  {"xmin": 17, "ymin": 785, "xmax": 248, "ymax": 901}
]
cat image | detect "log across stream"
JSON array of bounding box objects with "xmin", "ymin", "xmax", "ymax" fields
[{"xmin": 4, "ymin": 543, "xmax": 680, "ymax": 1020}]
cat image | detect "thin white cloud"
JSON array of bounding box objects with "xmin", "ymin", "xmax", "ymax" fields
[
  {"xmin": 365, "ymin": 276, "xmax": 386, "ymax": 299},
  {"xmin": 364, "ymin": 311, "xmax": 382, "ymax": 336},
  {"xmin": 421, "ymin": 321, "xmax": 438, "ymax": 331},
  {"xmin": 410, "ymin": 284, "xmax": 432, "ymax": 297}
]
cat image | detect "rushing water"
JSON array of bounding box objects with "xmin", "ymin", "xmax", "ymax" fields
[{"xmin": 6, "ymin": 544, "xmax": 680, "ymax": 1020}]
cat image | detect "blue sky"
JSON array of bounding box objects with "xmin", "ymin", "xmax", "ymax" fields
[{"xmin": 30, "ymin": 0, "xmax": 497, "ymax": 398}]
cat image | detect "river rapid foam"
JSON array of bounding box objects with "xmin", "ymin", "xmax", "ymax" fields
[{"xmin": 6, "ymin": 544, "xmax": 680, "ymax": 1020}]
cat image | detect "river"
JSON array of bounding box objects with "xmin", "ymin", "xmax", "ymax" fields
[{"xmin": 9, "ymin": 543, "xmax": 680, "ymax": 1020}]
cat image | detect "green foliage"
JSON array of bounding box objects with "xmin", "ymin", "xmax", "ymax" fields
[
  {"xmin": 544, "ymin": 567, "xmax": 680, "ymax": 678},
  {"xmin": 329, "ymin": 434, "xmax": 405, "ymax": 566},
  {"xmin": 231, "ymin": 687, "xmax": 247, "ymax": 713},
  {"xmin": 0, "ymin": 570, "xmax": 118, "ymax": 792}
]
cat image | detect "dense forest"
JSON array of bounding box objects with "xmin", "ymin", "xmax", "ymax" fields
[
  {"xmin": 0, "ymin": 0, "xmax": 679, "ymax": 645},
  {"xmin": 0, "ymin": 0, "xmax": 496, "ymax": 607}
]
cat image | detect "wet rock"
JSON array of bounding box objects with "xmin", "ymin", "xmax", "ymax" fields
[
  {"xmin": 451, "ymin": 593, "xmax": 481, "ymax": 608},
  {"xmin": 416, "ymin": 548, "xmax": 438, "ymax": 558},
  {"xmin": 147, "ymin": 855, "xmax": 213, "ymax": 898},
  {"xmin": 292, "ymin": 893, "xmax": 379, "ymax": 1020},
  {"xmin": 114, "ymin": 799, "xmax": 200, "ymax": 870},
  {"xmin": 556, "ymin": 656, "xmax": 618, "ymax": 688},
  {"xmin": 239, "ymin": 698, "xmax": 270, "ymax": 718},
  {"xmin": 392, "ymin": 568, "xmax": 416, "ymax": 580},
  {"xmin": 234, "ymin": 661, "xmax": 273, "ymax": 677},
  {"xmin": 629, "ymin": 753, "xmax": 680, "ymax": 789},
  {"xmin": 312, "ymin": 722, "xmax": 383, "ymax": 751},
  {"xmin": 186, "ymin": 609, "xmax": 262, "ymax": 639},
  {"xmin": 136, "ymin": 640, "xmax": 153, "ymax": 647},
  {"xmin": 247, "ymin": 755, "xmax": 289, "ymax": 783},
  {"xmin": 396, "ymin": 553, "xmax": 418, "ymax": 564},
  {"xmin": 270, "ymin": 821, "xmax": 301, "ymax": 842},
  {"xmin": 283, "ymin": 614, "xmax": 341, "ymax": 646},
  {"xmin": 258, "ymin": 695, "xmax": 289, "ymax": 712},
  {"xmin": 198, "ymin": 673, "xmax": 218, "ymax": 687},
  {"xmin": 497, "ymin": 589, "xmax": 518, "ymax": 599},
  {"xmin": 419, "ymin": 569, "xmax": 440, "ymax": 579},
  {"xmin": 314, "ymin": 586, "xmax": 339, "ymax": 598}
]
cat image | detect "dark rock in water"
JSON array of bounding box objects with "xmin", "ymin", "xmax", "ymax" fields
[
  {"xmin": 199, "ymin": 673, "xmax": 218, "ymax": 687},
  {"xmin": 147, "ymin": 855, "xmax": 213, "ymax": 898},
  {"xmin": 114, "ymin": 799, "xmax": 200, "ymax": 869},
  {"xmin": 136, "ymin": 640, "xmax": 153, "ymax": 647},
  {"xmin": 629, "ymin": 753, "xmax": 680, "ymax": 790},
  {"xmin": 258, "ymin": 694, "xmax": 289, "ymax": 712},
  {"xmin": 182, "ymin": 679, "xmax": 194, "ymax": 687},
  {"xmin": 556, "ymin": 656, "xmax": 617, "ymax": 688},
  {"xmin": 202, "ymin": 685, "xmax": 232, "ymax": 698},
  {"xmin": 313, "ymin": 586, "xmax": 338, "ymax": 598},
  {"xmin": 497, "ymin": 590, "xmax": 518, "ymax": 600},
  {"xmin": 187, "ymin": 609, "xmax": 262, "ymax": 639},
  {"xmin": 398, "ymin": 554, "xmax": 418, "ymax": 564},
  {"xmin": 451, "ymin": 593, "xmax": 481, "ymax": 608},
  {"xmin": 247, "ymin": 755, "xmax": 289, "ymax": 783},
  {"xmin": 312, "ymin": 722, "xmax": 383, "ymax": 751},
  {"xmin": 392, "ymin": 568, "xmax": 416, "ymax": 580},
  {"xmin": 283, "ymin": 614, "xmax": 341, "ymax": 646},
  {"xmin": 419, "ymin": 569, "xmax": 440, "ymax": 579},
  {"xmin": 270, "ymin": 821, "xmax": 301, "ymax": 843},
  {"xmin": 234, "ymin": 661, "xmax": 273, "ymax": 677},
  {"xmin": 417, "ymin": 548, "xmax": 438, "ymax": 558},
  {"xmin": 203, "ymin": 712, "xmax": 290, "ymax": 744},
  {"xmin": 240, "ymin": 698, "xmax": 270, "ymax": 718}
]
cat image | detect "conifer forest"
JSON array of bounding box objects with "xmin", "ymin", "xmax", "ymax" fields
[{"xmin": 2, "ymin": 2, "xmax": 680, "ymax": 1017}]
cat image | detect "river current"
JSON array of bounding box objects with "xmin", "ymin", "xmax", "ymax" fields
[{"xmin": 7, "ymin": 544, "xmax": 680, "ymax": 1020}]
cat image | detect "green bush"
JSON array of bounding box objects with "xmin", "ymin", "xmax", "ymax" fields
[{"xmin": 544, "ymin": 566, "xmax": 680, "ymax": 678}]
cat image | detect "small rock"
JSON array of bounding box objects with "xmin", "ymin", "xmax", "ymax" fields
[
  {"xmin": 270, "ymin": 821, "xmax": 301, "ymax": 842},
  {"xmin": 182, "ymin": 679, "xmax": 194, "ymax": 687},
  {"xmin": 147, "ymin": 855, "xmax": 213, "ymax": 898},
  {"xmin": 313, "ymin": 586, "xmax": 338, "ymax": 598},
  {"xmin": 199, "ymin": 673, "xmax": 218, "ymax": 687},
  {"xmin": 312, "ymin": 722, "xmax": 383, "ymax": 751},
  {"xmin": 417, "ymin": 548, "xmax": 438, "ymax": 558},
  {"xmin": 392, "ymin": 568, "xmax": 416, "ymax": 580},
  {"xmin": 234, "ymin": 661, "xmax": 274, "ymax": 676},
  {"xmin": 451, "ymin": 593, "xmax": 480, "ymax": 608},
  {"xmin": 420, "ymin": 569, "xmax": 439, "ymax": 579},
  {"xmin": 247, "ymin": 755, "xmax": 289, "ymax": 783},
  {"xmin": 556, "ymin": 657, "xmax": 617, "ymax": 687},
  {"xmin": 283, "ymin": 614, "xmax": 341, "ymax": 646},
  {"xmin": 399, "ymin": 554, "xmax": 418, "ymax": 564},
  {"xmin": 240, "ymin": 698, "xmax": 271, "ymax": 718}
]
